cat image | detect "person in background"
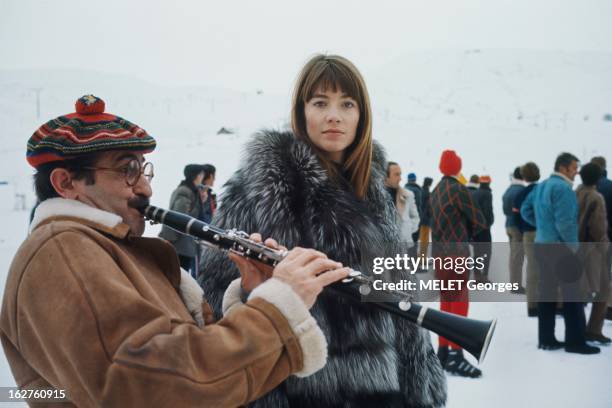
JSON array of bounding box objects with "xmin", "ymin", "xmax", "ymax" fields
[
  {"xmin": 430, "ymin": 149, "xmax": 487, "ymax": 378},
  {"xmin": 404, "ymin": 172, "xmax": 423, "ymax": 245},
  {"xmin": 521, "ymin": 152, "xmax": 599, "ymax": 354},
  {"xmin": 159, "ymin": 164, "xmax": 205, "ymax": 274},
  {"xmin": 466, "ymin": 174, "xmax": 480, "ymax": 267},
  {"xmin": 386, "ymin": 162, "xmax": 420, "ymax": 247},
  {"xmin": 466, "ymin": 174, "xmax": 479, "ymax": 192},
  {"xmin": 503, "ymin": 167, "xmax": 526, "ymax": 293},
  {"xmin": 590, "ymin": 156, "xmax": 612, "ymax": 321},
  {"xmin": 512, "ymin": 162, "xmax": 540, "ymax": 315},
  {"xmin": 471, "ymin": 175, "xmax": 494, "ymax": 281},
  {"xmin": 576, "ymin": 163, "xmax": 610, "ymax": 344},
  {"xmin": 419, "ymin": 176, "xmax": 434, "ymax": 258},
  {"xmin": 198, "ymin": 163, "xmax": 217, "ymax": 224}
]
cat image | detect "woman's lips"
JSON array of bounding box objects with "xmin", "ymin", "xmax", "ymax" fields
[{"xmin": 323, "ymin": 130, "xmax": 344, "ymax": 138}]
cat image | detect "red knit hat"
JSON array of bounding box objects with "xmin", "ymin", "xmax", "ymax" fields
[
  {"xmin": 479, "ymin": 175, "xmax": 492, "ymax": 184},
  {"xmin": 439, "ymin": 150, "xmax": 462, "ymax": 176},
  {"xmin": 26, "ymin": 95, "xmax": 156, "ymax": 168}
]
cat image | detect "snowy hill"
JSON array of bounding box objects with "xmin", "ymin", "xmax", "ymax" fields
[
  {"xmin": 2, "ymin": 50, "xmax": 610, "ymax": 241},
  {"xmin": 369, "ymin": 49, "xmax": 611, "ymax": 172}
]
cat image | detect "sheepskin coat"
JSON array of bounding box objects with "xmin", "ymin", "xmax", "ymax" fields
[
  {"xmin": 199, "ymin": 130, "xmax": 446, "ymax": 407},
  {"xmin": 1, "ymin": 198, "xmax": 328, "ymax": 407}
]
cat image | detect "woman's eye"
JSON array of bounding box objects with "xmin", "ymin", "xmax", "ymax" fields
[
  {"xmin": 343, "ymin": 101, "xmax": 356, "ymax": 108},
  {"xmin": 313, "ymin": 101, "xmax": 326, "ymax": 107}
]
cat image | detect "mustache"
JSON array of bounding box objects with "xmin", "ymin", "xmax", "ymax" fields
[{"xmin": 127, "ymin": 195, "xmax": 150, "ymax": 212}]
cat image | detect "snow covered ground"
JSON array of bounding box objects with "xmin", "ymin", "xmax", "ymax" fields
[{"xmin": 0, "ymin": 50, "xmax": 611, "ymax": 406}]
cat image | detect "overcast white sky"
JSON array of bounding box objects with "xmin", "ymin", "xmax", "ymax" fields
[{"xmin": 1, "ymin": 0, "xmax": 611, "ymax": 93}]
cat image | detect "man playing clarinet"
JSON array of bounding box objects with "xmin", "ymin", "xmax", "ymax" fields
[{"xmin": 0, "ymin": 95, "xmax": 349, "ymax": 407}]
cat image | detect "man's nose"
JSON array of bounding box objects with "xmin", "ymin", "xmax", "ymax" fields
[{"xmin": 133, "ymin": 174, "xmax": 152, "ymax": 198}]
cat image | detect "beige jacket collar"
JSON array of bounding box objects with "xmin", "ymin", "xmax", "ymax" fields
[{"xmin": 30, "ymin": 198, "xmax": 130, "ymax": 239}]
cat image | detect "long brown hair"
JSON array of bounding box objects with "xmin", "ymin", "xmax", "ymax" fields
[{"xmin": 291, "ymin": 54, "xmax": 373, "ymax": 199}]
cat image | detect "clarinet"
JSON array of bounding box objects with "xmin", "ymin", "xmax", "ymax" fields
[{"xmin": 140, "ymin": 204, "xmax": 496, "ymax": 363}]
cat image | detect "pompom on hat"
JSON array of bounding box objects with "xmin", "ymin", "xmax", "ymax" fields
[
  {"xmin": 479, "ymin": 175, "xmax": 492, "ymax": 184},
  {"xmin": 26, "ymin": 95, "xmax": 156, "ymax": 168},
  {"xmin": 439, "ymin": 150, "xmax": 462, "ymax": 176}
]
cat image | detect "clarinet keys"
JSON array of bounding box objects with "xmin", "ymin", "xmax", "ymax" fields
[{"xmin": 342, "ymin": 270, "xmax": 362, "ymax": 283}]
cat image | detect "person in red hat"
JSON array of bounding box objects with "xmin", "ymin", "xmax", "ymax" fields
[
  {"xmin": 0, "ymin": 95, "xmax": 349, "ymax": 406},
  {"xmin": 430, "ymin": 150, "xmax": 488, "ymax": 378}
]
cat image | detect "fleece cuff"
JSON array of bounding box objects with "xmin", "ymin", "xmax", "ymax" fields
[
  {"xmin": 222, "ymin": 278, "xmax": 244, "ymax": 316},
  {"xmin": 179, "ymin": 268, "xmax": 205, "ymax": 327},
  {"xmin": 248, "ymin": 278, "xmax": 328, "ymax": 377}
]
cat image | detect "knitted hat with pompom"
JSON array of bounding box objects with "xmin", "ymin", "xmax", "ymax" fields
[
  {"xmin": 439, "ymin": 150, "xmax": 462, "ymax": 176},
  {"xmin": 26, "ymin": 95, "xmax": 156, "ymax": 168}
]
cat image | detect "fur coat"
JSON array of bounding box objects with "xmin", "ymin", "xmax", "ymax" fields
[
  {"xmin": 576, "ymin": 185, "xmax": 610, "ymax": 297},
  {"xmin": 199, "ymin": 130, "xmax": 446, "ymax": 407}
]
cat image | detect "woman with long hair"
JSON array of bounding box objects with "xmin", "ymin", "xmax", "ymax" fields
[{"xmin": 199, "ymin": 54, "xmax": 446, "ymax": 407}]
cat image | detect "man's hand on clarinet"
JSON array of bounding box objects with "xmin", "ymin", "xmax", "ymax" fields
[
  {"xmin": 272, "ymin": 246, "xmax": 351, "ymax": 308},
  {"xmin": 228, "ymin": 233, "xmax": 351, "ymax": 308},
  {"xmin": 228, "ymin": 233, "xmax": 278, "ymax": 293}
]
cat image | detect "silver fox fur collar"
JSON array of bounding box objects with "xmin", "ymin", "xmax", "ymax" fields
[{"xmin": 199, "ymin": 130, "xmax": 446, "ymax": 407}]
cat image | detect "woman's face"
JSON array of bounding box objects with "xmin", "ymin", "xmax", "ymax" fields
[{"xmin": 304, "ymin": 87, "xmax": 359, "ymax": 163}]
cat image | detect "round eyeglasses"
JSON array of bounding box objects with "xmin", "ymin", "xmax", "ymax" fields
[{"xmin": 82, "ymin": 160, "xmax": 154, "ymax": 186}]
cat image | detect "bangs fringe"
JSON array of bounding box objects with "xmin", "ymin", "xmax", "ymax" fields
[{"xmin": 304, "ymin": 62, "xmax": 362, "ymax": 104}]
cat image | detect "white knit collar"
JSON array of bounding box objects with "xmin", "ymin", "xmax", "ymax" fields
[
  {"xmin": 30, "ymin": 198, "xmax": 123, "ymax": 234},
  {"xmin": 552, "ymin": 172, "xmax": 574, "ymax": 186}
]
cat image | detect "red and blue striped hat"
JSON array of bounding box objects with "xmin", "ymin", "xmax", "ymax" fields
[{"xmin": 26, "ymin": 95, "xmax": 156, "ymax": 168}]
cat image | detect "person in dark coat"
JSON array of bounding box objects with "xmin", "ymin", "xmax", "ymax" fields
[
  {"xmin": 197, "ymin": 163, "xmax": 217, "ymax": 224},
  {"xmin": 576, "ymin": 163, "xmax": 610, "ymax": 343},
  {"xmin": 502, "ymin": 167, "xmax": 526, "ymax": 292},
  {"xmin": 471, "ymin": 175, "xmax": 494, "ymax": 280},
  {"xmin": 419, "ymin": 177, "xmax": 434, "ymax": 257},
  {"xmin": 404, "ymin": 173, "xmax": 423, "ymax": 244},
  {"xmin": 592, "ymin": 157, "xmax": 612, "ymax": 241},
  {"xmin": 430, "ymin": 150, "xmax": 487, "ymax": 378},
  {"xmin": 512, "ymin": 162, "xmax": 540, "ymax": 315},
  {"xmin": 521, "ymin": 152, "xmax": 600, "ymax": 354},
  {"xmin": 404, "ymin": 173, "xmax": 423, "ymax": 210},
  {"xmin": 466, "ymin": 174, "xmax": 479, "ymax": 192},
  {"xmin": 198, "ymin": 54, "xmax": 446, "ymax": 407},
  {"xmin": 591, "ymin": 156, "xmax": 612, "ymax": 321},
  {"xmin": 159, "ymin": 164, "xmax": 205, "ymax": 273}
]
